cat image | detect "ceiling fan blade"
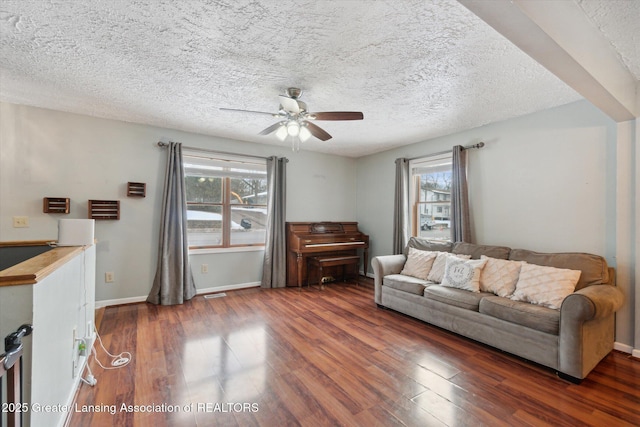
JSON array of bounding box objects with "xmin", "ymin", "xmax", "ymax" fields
[
  {"xmin": 305, "ymin": 121, "xmax": 332, "ymax": 141},
  {"xmin": 309, "ymin": 111, "xmax": 364, "ymax": 121},
  {"xmin": 258, "ymin": 121, "xmax": 286, "ymax": 135},
  {"xmin": 220, "ymin": 108, "xmax": 278, "ymax": 117},
  {"xmin": 278, "ymin": 95, "xmax": 302, "ymax": 114}
]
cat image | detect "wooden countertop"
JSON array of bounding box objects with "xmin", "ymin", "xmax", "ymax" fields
[{"xmin": 0, "ymin": 243, "xmax": 88, "ymax": 287}]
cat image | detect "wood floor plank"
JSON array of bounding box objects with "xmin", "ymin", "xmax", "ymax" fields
[
  {"xmin": 70, "ymin": 280, "xmax": 640, "ymax": 426},
  {"xmin": 378, "ymin": 395, "xmax": 449, "ymax": 427},
  {"xmin": 291, "ymin": 366, "xmax": 363, "ymax": 425}
]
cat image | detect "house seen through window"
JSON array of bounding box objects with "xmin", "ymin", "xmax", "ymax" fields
[
  {"xmin": 410, "ymin": 152, "xmax": 452, "ymax": 242},
  {"xmin": 184, "ymin": 152, "xmax": 268, "ymax": 248}
]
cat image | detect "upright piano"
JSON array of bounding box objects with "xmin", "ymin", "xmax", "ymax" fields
[{"xmin": 286, "ymin": 222, "xmax": 369, "ymax": 287}]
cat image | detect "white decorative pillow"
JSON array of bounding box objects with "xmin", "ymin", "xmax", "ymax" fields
[
  {"xmin": 400, "ymin": 248, "xmax": 438, "ymax": 280},
  {"xmin": 511, "ymin": 263, "xmax": 581, "ymax": 310},
  {"xmin": 427, "ymin": 252, "xmax": 472, "ymax": 283},
  {"xmin": 440, "ymin": 257, "xmax": 488, "ymax": 292},
  {"xmin": 479, "ymin": 255, "xmax": 526, "ymax": 297}
]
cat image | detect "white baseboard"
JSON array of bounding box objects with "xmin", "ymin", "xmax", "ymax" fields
[
  {"xmin": 95, "ymin": 295, "xmax": 147, "ymax": 308},
  {"xmin": 95, "ymin": 282, "xmax": 261, "ymax": 308},
  {"xmin": 613, "ymin": 341, "xmax": 638, "ymax": 356}
]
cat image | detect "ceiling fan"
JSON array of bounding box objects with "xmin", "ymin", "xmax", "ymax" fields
[{"xmin": 220, "ymin": 87, "xmax": 363, "ymax": 150}]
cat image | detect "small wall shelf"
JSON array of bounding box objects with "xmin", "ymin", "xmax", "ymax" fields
[
  {"xmin": 88, "ymin": 200, "xmax": 120, "ymax": 220},
  {"xmin": 127, "ymin": 182, "xmax": 146, "ymax": 197},
  {"xmin": 43, "ymin": 197, "xmax": 70, "ymax": 214}
]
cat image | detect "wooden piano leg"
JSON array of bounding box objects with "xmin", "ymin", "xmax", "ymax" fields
[
  {"xmin": 363, "ymin": 249, "xmax": 369, "ymax": 277},
  {"xmin": 355, "ymin": 259, "xmax": 360, "ymax": 286},
  {"xmin": 297, "ymin": 253, "xmax": 305, "ymax": 291}
]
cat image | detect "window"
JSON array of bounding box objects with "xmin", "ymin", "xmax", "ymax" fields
[
  {"xmin": 183, "ymin": 152, "xmax": 268, "ymax": 249},
  {"xmin": 410, "ymin": 153, "xmax": 452, "ymax": 242}
]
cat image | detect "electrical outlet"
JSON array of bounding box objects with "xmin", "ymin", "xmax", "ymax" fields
[
  {"xmin": 12, "ymin": 216, "xmax": 29, "ymax": 228},
  {"xmin": 201, "ymin": 264, "xmax": 208, "ymax": 273},
  {"xmin": 105, "ymin": 272, "xmax": 114, "ymax": 283},
  {"xmin": 87, "ymin": 321, "xmax": 94, "ymax": 338},
  {"xmin": 78, "ymin": 340, "xmax": 87, "ymax": 357}
]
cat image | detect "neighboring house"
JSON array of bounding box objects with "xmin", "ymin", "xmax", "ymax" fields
[{"xmin": 419, "ymin": 188, "xmax": 451, "ymax": 230}]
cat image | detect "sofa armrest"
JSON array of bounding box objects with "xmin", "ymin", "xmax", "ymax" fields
[
  {"xmin": 561, "ymin": 284, "xmax": 624, "ymax": 322},
  {"xmin": 372, "ymin": 254, "xmax": 406, "ymax": 305},
  {"xmin": 559, "ymin": 284, "xmax": 624, "ymax": 379}
]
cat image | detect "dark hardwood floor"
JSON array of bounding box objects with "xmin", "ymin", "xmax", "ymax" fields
[{"xmin": 70, "ymin": 280, "xmax": 640, "ymax": 427}]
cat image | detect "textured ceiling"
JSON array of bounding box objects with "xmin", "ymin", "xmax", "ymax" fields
[
  {"xmin": 0, "ymin": 0, "xmax": 637, "ymax": 157},
  {"xmin": 577, "ymin": 0, "xmax": 640, "ymax": 79}
]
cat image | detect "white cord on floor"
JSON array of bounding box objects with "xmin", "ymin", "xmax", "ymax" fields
[
  {"xmin": 81, "ymin": 322, "xmax": 133, "ymax": 387},
  {"xmin": 91, "ymin": 325, "xmax": 133, "ymax": 370}
]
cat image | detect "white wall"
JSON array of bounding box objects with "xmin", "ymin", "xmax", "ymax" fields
[
  {"xmin": 467, "ymin": 107, "xmax": 616, "ymax": 255},
  {"xmin": 357, "ymin": 100, "xmax": 616, "ymax": 260},
  {"xmin": 31, "ymin": 245, "xmax": 95, "ymax": 427},
  {"xmin": 0, "ymin": 102, "xmax": 357, "ymax": 302},
  {"xmin": 0, "ymin": 245, "xmax": 95, "ymax": 427},
  {"xmin": 356, "ymin": 100, "xmax": 636, "ymax": 348}
]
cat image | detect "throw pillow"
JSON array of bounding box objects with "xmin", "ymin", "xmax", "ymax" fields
[
  {"xmin": 511, "ymin": 263, "xmax": 581, "ymax": 310},
  {"xmin": 479, "ymin": 255, "xmax": 526, "ymax": 297},
  {"xmin": 427, "ymin": 252, "xmax": 472, "ymax": 283},
  {"xmin": 400, "ymin": 248, "xmax": 438, "ymax": 280},
  {"xmin": 440, "ymin": 257, "xmax": 488, "ymax": 292}
]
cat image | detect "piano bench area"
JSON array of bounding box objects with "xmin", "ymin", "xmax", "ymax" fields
[{"xmin": 306, "ymin": 255, "xmax": 360, "ymax": 290}]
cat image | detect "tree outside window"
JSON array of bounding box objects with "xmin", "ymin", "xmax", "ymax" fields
[{"xmin": 184, "ymin": 154, "xmax": 267, "ymax": 248}]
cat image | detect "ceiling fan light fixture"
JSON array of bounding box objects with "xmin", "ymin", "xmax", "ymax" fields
[
  {"xmin": 275, "ymin": 124, "xmax": 288, "ymax": 141},
  {"xmin": 286, "ymin": 120, "xmax": 300, "ymax": 137},
  {"xmin": 226, "ymin": 87, "xmax": 362, "ymax": 150},
  {"xmin": 299, "ymin": 125, "xmax": 311, "ymax": 142}
]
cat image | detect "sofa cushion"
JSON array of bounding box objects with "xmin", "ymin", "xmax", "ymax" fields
[
  {"xmin": 427, "ymin": 252, "xmax": 472, "ymax": 283},
  {"xmin": 405, "ymin": 237, "xmax": 454, "ymax": 255},
  {"xmin": 452, "ymin": 242, "xmax": 511, "ymax": 260},
  {"xmin": 383, "ymin": 274, "xmax": 432, "ymax": 295},
  {"xmin": 424, "ymin": 285, "xmax": 492, "ymax": 311},
  {"xmin": 440, "ymin": 257, "xmax": 488, "ymax": 292},
  {"xmin": 511, "ymin": 263, "xmax": 581, "ymax": 310},
  {"xmin": 400, "ymin": 248, "xmax": 438, "ymax": 280},
  {"xmin": 479, "ymin": 256, "xmax": 525, "ymax": 297},
  {"xmin": 508, "ymin": 249, "xmax": 609, "ymax": 290},
  {"xmin": 479, "ymin": 296, "xmax": 560, "ymax": 335}
]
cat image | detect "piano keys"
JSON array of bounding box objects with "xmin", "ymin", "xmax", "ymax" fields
[{"xmin": 286, "ymin": 222, "xmax": 369, "ymax": 287}]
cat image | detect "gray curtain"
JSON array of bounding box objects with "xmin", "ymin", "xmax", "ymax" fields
[
  {"xmin": 393, "ymin": 158, "xmax": 410, "ymax": 254},
  {"xmin": 147, "ymin": 142, "xmax": 196, "ymax": 305},
  {"xmin": 451, "ymin": 145, "xmax": 471, "ymax": 243},
  {"xmin": 261, "ymin": 156, "xmax": 287, "ymax": 288}
]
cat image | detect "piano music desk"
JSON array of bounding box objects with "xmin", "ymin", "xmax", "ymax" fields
[{"xmin": 307, "ymin": 255, "xmax": 360, "ymax": 290}]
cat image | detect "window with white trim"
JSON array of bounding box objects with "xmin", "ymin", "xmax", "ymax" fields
[
  {"xmin": 183, "ymin": 152, "xmax": 268, "ymax": 249},
  {"xmin": 410, "ymin": 153, "xmax": 452, "ymax": 242}
]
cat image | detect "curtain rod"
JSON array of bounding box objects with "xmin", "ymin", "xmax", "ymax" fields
[
  {"xmin": 408, "ymin": 142, "xmax": 485, "ymax": 161},
  {"xmin": 157, "ymin": 141, "xmax": 282, "ymax": 162}
]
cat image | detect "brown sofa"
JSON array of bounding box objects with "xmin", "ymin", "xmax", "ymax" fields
[{"xmin": 372, "ymin": 238, "xmax": 624, "ymax": 382}]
